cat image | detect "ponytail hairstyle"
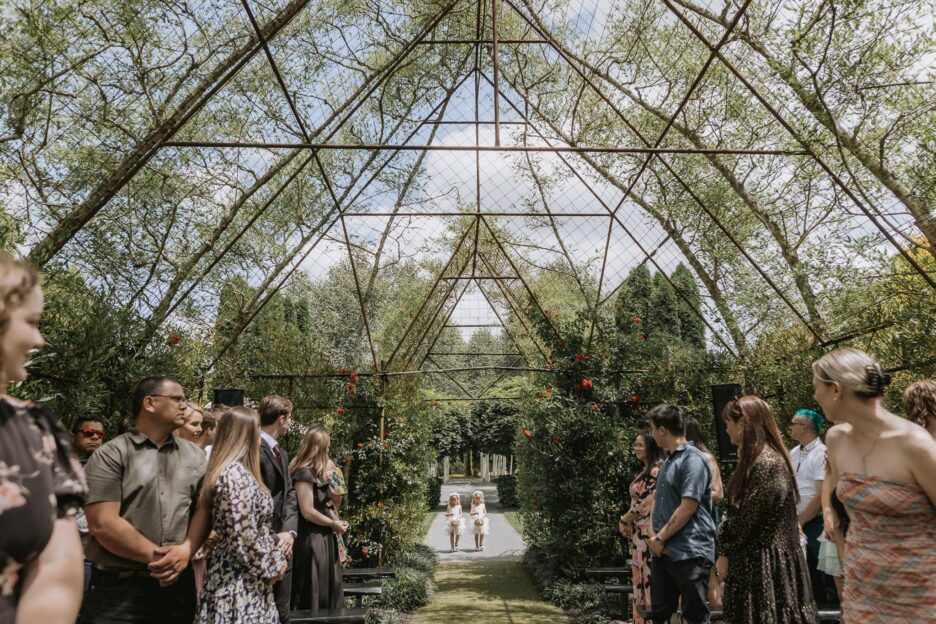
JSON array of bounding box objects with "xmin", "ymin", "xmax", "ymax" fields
[
  {"xmin": 722, "ymin": 395, "xmax": 797, "ymax": 505},
  {"xmin": 812, "ymin": 348, "xmax": 891, "ymax": 399},
  {"xmin": 199, "ymin": 406, "xmax": 266, "ymax": 509}
]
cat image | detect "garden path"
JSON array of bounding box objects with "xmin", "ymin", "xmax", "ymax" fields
[{"xmin": 415, "ymin": 480, "xmax": 568, "ymax": 623}]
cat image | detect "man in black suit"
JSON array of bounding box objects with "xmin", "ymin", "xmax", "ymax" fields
[{"xmin": 258, "ymin": 395, "xmax": 299, "ymax": 623}]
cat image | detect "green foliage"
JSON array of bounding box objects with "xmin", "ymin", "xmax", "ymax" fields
[
  {"xmin": 671, "ymin": 263, "xmax": 706, "ymax": 348},
  {"xmin": 373, "ymin": 567, "xmax": 437, "ymax": 612},
  {"xmin": 614, "ymin": 263, "xmax": 652, "ymax": 332},
  {"xmin": 543, "ymin": 580, "xmax": 606, "ymax": 612},
  {"xmin": 495, "ymin": 474, "xmax": 519, "ymax": 508},
  {"xmin": 425, "ymin": 476, "xmax": 443, "ymax": 511},
  {"xmin": 649, "ymin": 272, "xmax": 681, "ymax": 340}
]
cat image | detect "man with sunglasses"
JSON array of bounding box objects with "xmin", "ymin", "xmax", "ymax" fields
[
  {"xmin": 80, "ymin": 377, "xmax": 211, "ymax": 624},
  {"xmin": 72, "ymin": 415, "xmax": 106, "ymax": 596}
]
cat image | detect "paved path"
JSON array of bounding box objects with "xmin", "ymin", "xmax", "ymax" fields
[
  {"xmin": 415, "ymin": 480, "xmax": 568, "ymax": 623},
  {"xmin": 424, "ymin": 480, "xmax": 525, "ymax": 561}
]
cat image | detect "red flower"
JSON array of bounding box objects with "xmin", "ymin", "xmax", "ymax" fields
[
  {"xmin": 344, "ymin": 455, "xmax": 352, "ymax": 464},
  {"xmin": 349, "ymin": 371, "xmax": 358, "ymax": 382},
  {"xmin": 634, "ymin": 316, "xmax": 641, "ymax": 324},
  {"xmin": 523, "ymin": 429, "xmax": 533, "ymax": 439},
  {"xmin": 362, "ymin": 548, "xmax": 369, "ymax": 556},
  {"xmin": 169, "ymin": 334, "xmax": 180, "ymax": 343},
  {"xmin": 337, "ymin": 407, "xmax": 345, "ymax": 415},
  {"xmin": 347, "ymin": 383, "xmax": 356, "ymax": 397},
  {"xmin": 544, "ymin": 387, "xmax": 552, "ymax": 398},
  {"xmin": 630, "ymin": 394, "xmax": 641, "ymax": 403},
  {"xmin": 340, "ymin": 367, "xmax": 348, "ymax": 374},
  {"xmin": 552, "ymin": 438, "xmax": 561, "ymax": 446},
  {"xmin": 573, "ymin": 383, "xmax": 582, "ymax": 392},
  {"xmin": 592, "ymin": 402, "xmax": 599, "ymax": 411},
  {"xmin": 575, "ymin": 352, "xmax": 585, "ymax": 362},
  {"xmin": 378, "ymin": 502, "xmax": 384, "ymax": 509},
  {"xmin": 543, "ymin": 307, "xmax": 550, "ymax": 315},
  {"xmin": 639, "ymin": 334, "xmax": 646, "ymax": 341},
  {"xmin": 582, "ymin": 378, "xmax": 593, "ymax": 390},
  {"xmin": 357, "ymin": 442, "xmax": 364, "ymax": 449}
]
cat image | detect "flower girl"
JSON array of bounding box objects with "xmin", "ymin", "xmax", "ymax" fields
[
  {"xmin": 469, "ymin": 490, "xmax": 490, "ymax": 551},
  {"xmin": 444, "ymin": 492, "xmax": 465, "ymax": 551}
]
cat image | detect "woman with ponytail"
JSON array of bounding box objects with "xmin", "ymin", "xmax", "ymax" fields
[{"xmin": 814, "ymin": 348, "xmax": 936, "ymax": 623}]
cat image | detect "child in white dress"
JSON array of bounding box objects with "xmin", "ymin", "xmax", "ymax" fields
[
  {"xmin": 444, "ymin": 493, "xmax": 465, "ymax": 551},
  {"xmin": 469, "ymin": 490, "xmax": 490, "ymax": 551}
]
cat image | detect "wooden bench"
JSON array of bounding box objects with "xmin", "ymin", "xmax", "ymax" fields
[
  {"xmin": 289, "ymin": 608, "xmax": 367, "ymax": 623},
  {"xmin": 343, "ymin": 581, "xmax": 383, "ymax": 608}
]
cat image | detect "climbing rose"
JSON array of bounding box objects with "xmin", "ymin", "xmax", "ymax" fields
[
  {"xmin": 362, "ymin": 548, "xmax": 369, "ymax": 556},
  {"xmin": 592, "ymin": 403, "xmax": 599, "ymax": 411},
  {"xmin": 337, "ymin": 407, "xmax": 345, "ymax": 415},
  {"xmin": 573, "ymin": 383, "xmax": 582, "ymax": 392},
  {"xmin": 523, "ymin": 429, "xmax": 533, "ymax": 439},
  {"xmin": 634, "ymin": 316, "xmax": 641, "ymax": 324},
  {"xmin": 552, "ymin": 438, "xmax": 561, "ymax": 446},
  {"xmin": 582, "ymin": 379, "xmax": 593, "ymax": 390},
  {"xmin": 357, "ymin": 442, "xmax": 364, "ymax": 449},
  {"xmin": 630, "ymin": 394, "xmax": 641, "ymax": 403},
  {"xmin": 340, "ymin": 367, "xmax": 348, "ymax": 374},
  {"xmin": 544, "ymin": 387, "xmax": 552, "ymax": 398},
  {"xmin": 349, "ymin": 371, "xmax": 358, "ymax": 382},
  {"xmin": 575, "ymin": 352, "xmax": 585, "ymax": 361},
  {"xmin": 344, "ymin": 456, "xmax": 352, "ymax": 464}
]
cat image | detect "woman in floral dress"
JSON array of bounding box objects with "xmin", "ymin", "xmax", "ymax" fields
[
  {"xmin": 197, "ymin": 406, "xmax": 288, "ymax": 624},
  {"xmin": 1, "ymin": 252, "xmax": 87, "ymax": 624},
  {"xmin": 618, "ymin": 431, "xmax": 662, "ymax": 624}
]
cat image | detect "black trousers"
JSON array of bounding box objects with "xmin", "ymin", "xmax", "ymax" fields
[
  {"xmin": 79, "ymin": 567, "xmax": 196, "ymax": 624},
  {"xmin": 803, "ymin": 517, "xmax": 837, "ymax": 606},
  {"xmin": 273, "ymin": 568, "xmax": 293, "ymax": 623},
  {"xmin": 648, "ymin": 555, "xmax": 712, "ymax": 624}
]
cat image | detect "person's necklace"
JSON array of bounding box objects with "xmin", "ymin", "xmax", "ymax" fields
[{"xmin": 857, "ymin": 416, "xmax": 885, "ymax": 473}]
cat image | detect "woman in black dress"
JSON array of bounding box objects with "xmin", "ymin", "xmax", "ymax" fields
[
  {"xmin": 0, "ymin": 253, "xmax": 87, "ymax": 623},
  {"xmin": 718, "ymin": 395, "xmax": 817, "ymax": 624},
  {"xmin": 289, "ymin": 426, "xmax": 348, "ymax": 611}
]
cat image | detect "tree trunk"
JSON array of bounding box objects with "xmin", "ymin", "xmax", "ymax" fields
[{"xmin": 26, "ymin": 0, "xmax": 312, "ymax": 269}]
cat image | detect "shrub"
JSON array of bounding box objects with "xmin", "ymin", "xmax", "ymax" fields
[
  {"xmin": 364, "ymin": 608, "xmax": 403, "ymax": 624},
  {"xmin": 374, "ymin": 567, "xmax": 437, "ymax": 612},
  {"xmin": 543, "ymin": 580, "xmax": 606, "ymax": 611},
  {"xmin": 387, "ymin": 543, "xmax": 438, "ymax": 576},
  {"xmin": 426, "ymin": 476, "xmax": 443, "ymax": 510},
  {"xmin": 495, "ymin": 474, "xmax": 519, "ymax": 507}
]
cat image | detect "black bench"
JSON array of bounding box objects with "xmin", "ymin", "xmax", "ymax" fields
[
  {"xmin": 644, "ymin": 607, "xmax": 841, "ymax": 622},
  {"xmin": 603, "ymin": 584, "xmax": 634, "ymax": 616},
  {"xmin": 343, "ymin": 581, "xmax": 383, "ymax": 608},
  {"xmin": 342, "ymin": 567, "xmax": 396, "ymax": 582},
  {"xmin": 289, "ymin": 608, "xmax": 367, "ymax": 623},
  {"xmin": 584, "ymin": 566, "xmax": 632, "ymax": 580}
]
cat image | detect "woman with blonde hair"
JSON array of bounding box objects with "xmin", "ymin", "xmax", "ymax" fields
[
  {"xmin": 902, "ymin": 379, "xmax": 936, "ymax": 437},
  {"xmin": 0, "ymin": 253, "xmax": 87, "ymax": 623},
  {"xmin": 815, "ymin": 348, "xmax": 936, "ymax": 623},
  {"xmin": 289, "ymin": 427, "xmax": 348, "ymax": 611},
  {"xmin": 175, "ymin": 403, "xmax": 206, "ymax": 447},
  {"xmin": 196, "ymin": 406, "xmax": 288, "ymax": 623}
]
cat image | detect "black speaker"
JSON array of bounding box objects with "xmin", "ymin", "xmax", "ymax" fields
[
  {"xmin": 213, "ymin": 388, "xmax": 244, "ymax": 407},
  {"xmin": 711, "ymin": 384, "xmax": 741, "ymax": 460}
]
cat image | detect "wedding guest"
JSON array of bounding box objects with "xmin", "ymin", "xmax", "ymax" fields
[
  {"xmin": 618, "ymin": 431, "xmax": 662, "ymax": 624},
  {"xmin": 289, "ymin": 427, "xmax": 348, "ymax": 612},
  {"xmin": 71, "ymin": 415, "xmax": 106, "ymax": 594},
  {"xmin": 258, "ymin": 395, "xmax": 298, "ymax": 623},
  {"xmin": 684, "ymin": 416, "xmax": 724, "ymax": 608},
  {"xmin": 645, "ymin": 404, "xmax": 717, "ymax": 624},
  {"xmin": 902, "ymin": 379, "xmax": 936, "ymax": 437},
  {"xmin": 789, "ymin": 408, "xmax": 833, "ymax": 604},
  {"xmin": 196, "ymin": 406, "xmax": 288, "ymax": 623},
  {"xmin": 0, "ymin": 252, "xmax": 87, "ymax": 623},
  {"xmin": 81, "ymin": 377, "xmax": 211, "ymax": 624},
  {"xmin": 717, "ymin": 396, "xmax": 817, "ymax": 623},
  {"xmin": 175, "ymin": 403, "xmax": 205, "ymax": 446},
  {"xmin": 815, "ymin": 348, "xmax": 936, "ymax": 623}
]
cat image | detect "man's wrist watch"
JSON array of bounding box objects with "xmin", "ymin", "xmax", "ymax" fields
[
  {"xmin": 653, "ymin": 535, "xmax": 664, "ymax": 545},
  {"xmin": 288, "ymin": 530, "xmax": 297, "ymax": 539}
]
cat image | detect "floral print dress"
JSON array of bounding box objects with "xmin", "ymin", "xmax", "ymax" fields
[
  {"xmin": 627, "ymin": 466, "xmax": 659, "ymax": 624},
  {"xmin": 197, "ymin": 461, "xmax": 287, "ymax": 624},
  {"xmin": 1, "ymin": 398, "xmax": 86, "ymax": 623}
]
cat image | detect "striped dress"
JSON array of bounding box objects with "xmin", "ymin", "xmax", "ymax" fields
[{"xmin": 837, "ymin": 474, "xmax": 936, "ymax": 622}]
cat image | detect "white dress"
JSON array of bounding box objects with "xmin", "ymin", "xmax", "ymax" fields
[
  {"xmin": 445, "ymin": 505, "xmax": 465, "ymax": 535},
  {"xmin": 470, "ymin": 503, "xmax": 490, "ymax": 535}
]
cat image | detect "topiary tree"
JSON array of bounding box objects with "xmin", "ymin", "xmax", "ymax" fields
[{"xmin": 671, "ymin": 263, "xmax": 706, "ymax": 349}]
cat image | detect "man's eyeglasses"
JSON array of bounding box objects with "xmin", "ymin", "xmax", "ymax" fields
[
  {"xmin": 790, "ymin": 421, "xmax": 808, "ymax": 428},
  {"xmin": 79, "ymin": 428, "xmax": 105, "ymax": 439},
  {"xmin": 149, "ymin": 394, "xmax": 188, "ymax": 405}
]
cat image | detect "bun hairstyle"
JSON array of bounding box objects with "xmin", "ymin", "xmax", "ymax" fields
[{"xmin": 812, "ymin": 348, "xmax": 891, "ymax": 399}]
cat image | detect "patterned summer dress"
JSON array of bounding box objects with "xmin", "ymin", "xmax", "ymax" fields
[
  {"xmin": 197, "ymin": 462, "xmax": 287, "ymax": 624},
  {"xmin": 628, "ymin": 465, "xmax": 659, "ymax": 624},
  {"xmin": 0, "ymin": 399, "xmax": 86, "ymax": 623},
  {"xmin": 837, "ymin": 473, "xmax": 936, "ymax": 622},
  {"xmin": 718, "ymin": 448, "xmax": 817, "ymax": 624}
]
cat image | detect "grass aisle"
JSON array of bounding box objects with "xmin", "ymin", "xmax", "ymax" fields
[{"xmin": 412, "ymin": 558, "xmax": 569, "ymax": 624}]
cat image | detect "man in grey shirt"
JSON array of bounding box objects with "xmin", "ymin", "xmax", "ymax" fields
[
  {"xmin": 646, "ymin": 404, "xmax": 717, "ymax": 624},
  {"xmin": 80, "ymin": 377, "xmax": 211, "ymax": 624}
]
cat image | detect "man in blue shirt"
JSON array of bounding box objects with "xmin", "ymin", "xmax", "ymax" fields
[{"xmin": 646, "ymin": 404, "xmax": 718, "ymax": 624}]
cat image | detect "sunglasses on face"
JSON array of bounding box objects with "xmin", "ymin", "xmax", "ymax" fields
[{"xmin": 79, "ymin": 429, "xmax": 105, "ymax": 439}]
